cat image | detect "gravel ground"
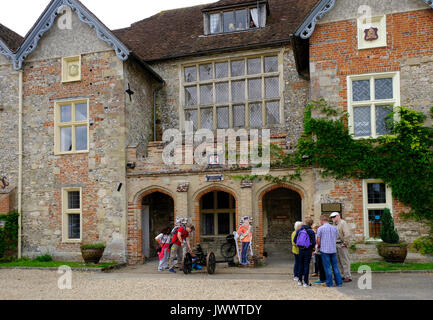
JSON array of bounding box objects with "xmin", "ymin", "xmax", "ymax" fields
[{"xmin": 0, "ymin": 269, "xmax": 351, "ymax": 300}]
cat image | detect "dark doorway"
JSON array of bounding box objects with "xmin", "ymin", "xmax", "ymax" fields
[
  {"xmin": 263, "ymin": 188, "xmax": 302, "ymax": 259},
  {"xmin": 142, "ymin": 192, "xmax": 174, "ymax": 259}
]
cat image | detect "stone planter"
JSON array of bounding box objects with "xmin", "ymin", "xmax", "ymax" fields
[
  {"xmin": 377, "ymin": 242, "xmax": 408, "ymax": 263},
  {"xmin": 81, "ymin": 247, "xmax": 105, "ymax": 265}
]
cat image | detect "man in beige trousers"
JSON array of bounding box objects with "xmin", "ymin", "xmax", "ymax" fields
[{"xmin": 330, "ymin": 212, "xmax": 352, "ymax": 282}]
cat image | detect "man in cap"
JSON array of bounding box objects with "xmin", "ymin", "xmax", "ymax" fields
[{"xmin": 330, "ymin": 212, "xmax": 352, "ymax": 282}]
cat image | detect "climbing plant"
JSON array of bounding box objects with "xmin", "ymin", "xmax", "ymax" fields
[{"xmin": 0, "ymin": 211, "xmax": 19, "ymax": 260}]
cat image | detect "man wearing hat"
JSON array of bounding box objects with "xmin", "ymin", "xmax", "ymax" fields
[{"xmin": 330, "ymin": 212, "xmax": 352, "ymax": 282}]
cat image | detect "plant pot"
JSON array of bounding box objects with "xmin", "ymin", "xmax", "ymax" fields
[
  {"xmin": 377, "ymin": 242, "xmax": 408, "ymax": 263},
  {"xmin": 81, "ymin": 248, "xmax": 105, "ymax": 265}
]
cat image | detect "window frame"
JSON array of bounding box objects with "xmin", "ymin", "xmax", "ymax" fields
[
  {"xmin": 207, "ymin": 5, "xmax": 264, "ymax": 35},
  {"xmin": 362, "ymin": 179, "xmax": 393, "ymax": 241},
  {"xmin": 179, "ymin": 49, "xmax": 284, "ymax": 131},
  {"xmin": 62, "ymin": 187, "xmax": 83, "ymax": 243},
  {"xmin": 54, "ymin": 99, "xmax": 90, "ymax": 155},
  {"xmin": 62, "ymin": 55, "xmax": 82, "ymax": 83},
  {"xmin": 347, "ymin": 71, "xmax": 400, "ymax": 139},
  {"xmin": 200, "ymin": 191, "xmax": 236, "ymax": 237}
]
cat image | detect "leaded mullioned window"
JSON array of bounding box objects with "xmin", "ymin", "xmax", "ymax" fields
[{"xmin": 182, "ymin": 53, "xmax": 282, "ymax": 130}]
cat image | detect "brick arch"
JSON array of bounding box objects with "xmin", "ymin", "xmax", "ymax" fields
[
  {"xmin": 127, "ymin": 187, "xmax": 176, "ymax": 264},
  {"xmin": 257, "ymin": 184, "xmax": 305, "ymax": 257},
  {"xmin": 194, "ymin": 186, "xmax": 239, "ymax": 244}
]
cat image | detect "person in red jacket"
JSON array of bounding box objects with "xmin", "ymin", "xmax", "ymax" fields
[
  {"xmin": 237, "ymin": 217, "xmax": 252, "ymax": 265},
  {"xmin": 168, "ymin": 224, "xmax": 195, "ymax": 273}
]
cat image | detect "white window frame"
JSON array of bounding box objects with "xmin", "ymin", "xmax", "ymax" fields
[
  {"xmin": 62, "ymin": 188, "xmax": 83, "ymax": 243},
  {"xmin": 347, "ymin": 71, "xmax": 400, "ymax": 139},
  {"xmin": 179, "ymin": 49, "xmax": 284, "ymax": 131},
  {"xmin": 362, "ymin": 179, "xmax": 393, "ymax": 241},
  {"xmin": 54, "ymin": 99, "xmax": 90, "ymax": 155}
]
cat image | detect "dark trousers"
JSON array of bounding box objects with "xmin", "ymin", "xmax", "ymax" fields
[
  {"xmin": 299, "ymin": 248, "xmax": 313, "ymax": 285},
  {"xmin": 316, "ymin": 254, "xmax": 327, "ymax": 282},
  {"xmin": 293, "ymin": 253, "xmax": 300, "ymax": 278},
  {"xmin": 241, "ymin": 242, "xmax": 250, "ymax": 264}
]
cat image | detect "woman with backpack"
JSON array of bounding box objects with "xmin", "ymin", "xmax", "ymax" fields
[
  {"xmin": 292, "ymin": 221, "xmax": 303, "ymax": 282},
  {"xmin": 293, "ymin": 218, "xmax": 316, "ymax": 287},
  {"xmin": 155, "ymin": 227, "xmax": 172, "ymax": 272}
]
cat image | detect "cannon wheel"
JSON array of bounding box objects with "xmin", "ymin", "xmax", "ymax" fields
[
  {"xmin": 206, "ymin": 252, "xmax": 216, "ymax": 275},
  {"xmin": 221, "ymin": 242, "xmax": 236, "ymax": 259},
  {"xmin": 183, "ymin": 252, "xmax": 193, "ymax": 275}
]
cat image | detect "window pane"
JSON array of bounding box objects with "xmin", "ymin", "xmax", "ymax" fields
[
  {"xmin": 248, "ymin": 58, "xmax": 261, "ymax": 75},
  {"xmin": 352, "ymin": 80, "xmax": 370, "ymax": 101},
  {"xmin": 232, "ymin": 80, "xmax": 245, "ymax": 102},
  {"xmin": 217, "ymin": 107, "xmax": 229, "ymax": 129},
  {"xmin": 249, "ymin": 8, "xmax": 259, "ymax": 28},
  {"xmin": 68, "ymin": 191, "xmax": 80, "ymax": 209},
  {"xmin": 76, "ymin": 126, "xmax": 88, "ymax": 151},
  {"xmin": 185, "ymin": 109, "xmax": 198, "ymax": 131},
  {"xmin": 235, "ymin": 10, "xmax": 247, "ymax": 31},
  {"xmin": 266, "ymin": 101, "xmax": 280, "ymax": 125},
  {"xmin": 61, "ymin": 105, "xmax": 72, "ymax": 123},
  {"xmin": 264, "ymin": 56, "xmax": 278, "ymax": 73},
  {"xmin": 201, "ymin": 108, "xmax": 214, "ymax": 130},
  {"xmin": 185, "ymin": 86, "xmax": 197, "ymax": 106},
  {"xmin": 200, "ymin": 64, "xmax": 213, "ymax": 81},
  {"xmin": 265, "ymin": 77, "xmax": 279, "ymax": 98},
  {"xmin": 223, "ymin": 11, "xmax": 236, "ymax": 32},
  {"xmin": 218, "ymin": 213, "xmax": 230, "ymax": 235},
  {"xmin": 368, "ymin": 183, "xmax": 387, "ymax": 204},
  {"xmin": 216, "ymin": 82, "xmax": 229, "ymax": 103},
  {"xmin": 231, "ymin": 60, "xmax": 245, "ymax": 77},
  {"xmin": 68, "ymin": 214, "xmax": 81, "ymax": 239},
  {"xmin": 368, "ymin": 210, "xmax": 384, "ymax": 239},
  {"xmin": 375, "ymin": 78, "xmax": 393, "ymax": 100},
  {"xmin": 60, "ymin": 127, "xmax": 73, "ymax": 152},
  {"xmin": 185, "ymin": 66, "xmax": 197, "ymax": 82},
  {"xmin": 376, "ymin": 106, "xmax": 393, "ymax": 135},
  {"xmin": 215, "ymin": 62, "xmax": 228, "ymax": 79},
  {"xmin": 233, "ymin": 105, "xmax": 245, "ymax": 128},
  {"xmin": 248, "ymin": 79, "xmax": 262, "ymax": 100},
  {"xmin": 200, "ymin": 84, "xmax": 213, "ymax": 105},
  {"xmin": 202, "ymin": 214, "xmax": 215, "ymax": 235},
  {"xmin": 75, "ymin": 103, "xmax": 87, "ymax": 121},
  {"xmin": 217, "ymin": 192, "xmax": 230, "ymax": 209},
  {"xmin": 201, "ymin": 192, "xmax": 215, "ymax": 210},
  {"xmin": 353, "ymin": 106, "xmax": 371, "ymax": 137},
  {"xmin": 249, "ymin": 103, "xmax": 262, "ymax": 127},
  {"xmin": 210, "ymin": 13, "xmax": 221, "ymax": 34}
]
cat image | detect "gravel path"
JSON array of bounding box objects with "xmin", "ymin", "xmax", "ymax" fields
[{"xmin": 0, "ymin": 269, "xmax": 351, "ymax": 300}]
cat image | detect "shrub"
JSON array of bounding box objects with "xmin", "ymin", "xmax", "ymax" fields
[
  {"xmin": 380, "ymin": 208, "xmax": 400, "ymax": 244},
  {"xmin": 0, "ymin": 211, "xmax": 19, "ymax": 259},
  {"xmin": 80, "ymin": 243, "xmax": 106, "ymax": 250},
  {"xmin": 413, "ymin": 236, "xmax": 433, "ymax": 255},
  {"xmin": 34, "ymin": 254, "xmax": 53, "ymax": 262}
]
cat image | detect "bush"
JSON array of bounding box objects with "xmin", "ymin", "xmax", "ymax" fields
[
  {"xmin": 413, "ymin": 236, "xmax": 433, "ymax": 255},
  {"xmin": 380, "ymin": 208, "xmax": 400, "ymax": 244},
  {"xmin": 0, "ymin": 211, "xmax": 19, "ymax": 259},
  {"xmin": 80, "ymin": 243, "xmax": 106, "ymax": 250},
  {"xmin": 33, "ymin": 254, "xmax": 53, "ymax": 262}
]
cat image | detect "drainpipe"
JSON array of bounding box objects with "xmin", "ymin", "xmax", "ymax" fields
[
  {"xmin": 153, "ymin": 83, "xmax": 164, "ymax": 141},
  {"xmin": 18, "ymin": 70, "xmax": 23, "ymax": 259}
]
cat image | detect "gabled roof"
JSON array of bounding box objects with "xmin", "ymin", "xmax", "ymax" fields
[
  {"xmin": 113, "ymin": 0, "xmax": 322, "ymax": 63},
  {"xmin": 0, "ymin": 23, "xmax": 24, "ymax": 52}
]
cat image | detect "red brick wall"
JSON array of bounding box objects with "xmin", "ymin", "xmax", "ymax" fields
[{"xmin": 0, "ymin": 194, "xmax": 9, "ymax": 214}]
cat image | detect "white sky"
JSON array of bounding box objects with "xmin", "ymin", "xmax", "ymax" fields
[{"xmin": 0, "ymin": 0, "xmax": 214, "ymax": 36}]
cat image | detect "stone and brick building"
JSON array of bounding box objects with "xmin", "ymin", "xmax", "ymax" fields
[{"xmin": 0, "ymin": 0, "xmax": 432, "ymax": 264}]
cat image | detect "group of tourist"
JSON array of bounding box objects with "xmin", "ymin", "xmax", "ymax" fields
[
  {"xmin": 292, "ymin": 212, "xmax": 352, "ymax": 288},
  {"xmin": 154, "ymin": 219, "xmax": 195, "ymax": 273}
]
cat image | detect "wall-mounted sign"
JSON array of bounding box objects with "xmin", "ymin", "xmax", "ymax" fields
[
  {"xmin": 322, "ymin": 203, "xmax": 342, "ymax": 213},
  {"xmin": 206, "ymin": 175, "xmax": 224, "ymax": 182},
  {"xmin": 0, "ymin": 176, "xmax": 9, "ymax": 189},
  {"xmin": 364, "ymin": 27, "xmax": 379, "ymax": 41}
]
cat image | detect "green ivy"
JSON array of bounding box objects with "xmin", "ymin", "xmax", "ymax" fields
[{"xmin": 0, "ymin": 211, "xmax": 19, "ymax": 259}]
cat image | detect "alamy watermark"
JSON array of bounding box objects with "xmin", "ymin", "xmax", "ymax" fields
[{"xmin": 57, "ymin": 265, "xmax": 72, "ymax": 290}]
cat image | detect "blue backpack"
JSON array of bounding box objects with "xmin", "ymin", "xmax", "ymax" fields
[{"xmin": 296, "ymin": 229, "xmax": 311, "ymax": 249}]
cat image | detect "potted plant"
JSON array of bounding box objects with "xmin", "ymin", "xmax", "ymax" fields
[
  {"xmin": 376, "ymin": 208, "xmax": 408, "ymax": 263},
  {"xmin": 80, "ymin": 243, "xmax": 106, "ymax": 265}
]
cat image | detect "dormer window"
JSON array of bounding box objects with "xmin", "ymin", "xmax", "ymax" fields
[{"xmin": 204, "ymin": 2, "xmax": 267, "ymax": 35}]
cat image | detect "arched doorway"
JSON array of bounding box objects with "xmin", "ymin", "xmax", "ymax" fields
[
  {"xmin": 262, "ymin": 187, "xmax": 302, "ymax": 259},
  {"xmin": 198, "ymin": 190, "xmax": 237, "ymax": 257},
  {"xmin": 141, "ymin": 192, "xmax": 174, "ymax": 259}
]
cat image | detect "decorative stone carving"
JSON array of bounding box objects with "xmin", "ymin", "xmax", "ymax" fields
[{"xmin": 177, "ymin": 182, "xmax": 190, "ymax": 193}]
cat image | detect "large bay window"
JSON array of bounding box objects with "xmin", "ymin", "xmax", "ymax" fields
[
  {"xmin": 347, "ymin": 72, "xmax": 400, "ymax": 138},
  {"xmin": 182, "ymin": 52, "xmax": 282, "ymax": 130}
]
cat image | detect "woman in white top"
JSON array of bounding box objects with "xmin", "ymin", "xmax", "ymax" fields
[{"xmin": 155, "ymin": 227, "xmax": 172, "ymax": 271}]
